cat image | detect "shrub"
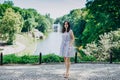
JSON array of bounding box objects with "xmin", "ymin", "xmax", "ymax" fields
[
  {"xmin": 19, "ymin": 55, "xmax": 38, "ymax": 64},
  {"xmin": 3, "ymin": 54, "xmax": 20, "ymax": 64},
  {"xmin": 81, "ymin": 55, "xmax": 96, "ymax": 61},
  {"xmin": 3, "ymin": 53, "xmax": 83, "ymax": 64},
  {"xmin": 82, "ymin": 28, "xmax": 120, "ymax": 61},
  {"xmin": 42, "ymin": 54, "xmax": 61, "ymax": 63}
]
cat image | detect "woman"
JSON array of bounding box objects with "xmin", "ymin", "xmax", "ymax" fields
[{"xmin": 60, "ymin": 21, "xmax": 75, "ymax": 78}]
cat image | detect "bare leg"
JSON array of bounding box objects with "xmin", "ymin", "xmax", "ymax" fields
[
  {"xmin": 64, "ymin": 57, "xmax": 71, "ymax": 78},
  {"xmin": 66, "ymin": 57, "xmax": 70, "ymax": 74},
  {"xmin": 64, "ymin": 57, "xmax": 67, "ymax": 76},
  {"xmin": 64, "ymin": 57, "xmax": 67, "ymax": 68}
]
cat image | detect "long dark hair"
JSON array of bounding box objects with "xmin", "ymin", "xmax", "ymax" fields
[{"xmin": 62, "ymin": 21, "xmax": 70, "ymax": 33}]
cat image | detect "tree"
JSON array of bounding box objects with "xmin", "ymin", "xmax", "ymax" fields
[
  {"xmin": 36, "ymin": 16, "xmax": 50, "ymax": 33},
  {"xmin": 21, "ymin": 17, "xmax": 38, "ymax": 32},
  {"xmin": 45, "ymin": 13, "xmax": 54, "ymax": 28},
  {"xmin": 55, "ymin": 9, "xmax": 87, "ymax": 47},
  {"xmin": 73, "ymin": 19, "xmax": 86, "ymax": 46},
  {"xmin": 3, "ymin": 1, "xmax": 14, "ymax": 6},
  {"xmin": 21, "ymin": 9, "xmax": 37, "ymax": 32},
  {"xmin": 0, "ymin": 8, "xmax": 23, "ymax": 44},
  {"xmin": 0, "ymin": 3, "xmax": 53, "ymax": 36},
  {"xmin": 0, "ymin": 4, "xmax": 12, "ymax": 17},
  {"xmin": 82, "ymin": 0, "xmax": 120, "ymax": 45}
]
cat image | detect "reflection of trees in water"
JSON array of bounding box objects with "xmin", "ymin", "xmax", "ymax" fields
[
  {"xmin": 35, "ymin": 32, "xmax": 62, "ymax": 55},
  {"xmin": 52, "ymin": 23, "xmax": 61, "ymax": 32}
]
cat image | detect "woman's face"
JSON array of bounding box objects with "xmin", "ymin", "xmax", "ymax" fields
[{"xmin": 64, "ymin": 22, "xmax": 69, "ymax": 29}]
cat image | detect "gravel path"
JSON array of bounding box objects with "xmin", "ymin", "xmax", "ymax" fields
[{"xmin": 0, "ymin": 63, "xmax": 120, "ymax": 80}]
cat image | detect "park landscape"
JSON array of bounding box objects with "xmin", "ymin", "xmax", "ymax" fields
[
  {"xmin": 0, "ymin": 0, "xmax": 119, "ymax": 64},
  {"xmin": 0, "ymin": 0, "xmax": 120, "ymax": 80}
]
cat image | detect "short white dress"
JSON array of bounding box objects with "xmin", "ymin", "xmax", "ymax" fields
[{"xmin": 60, "ymin": 30, "xmax": 75, "ymax": 57}]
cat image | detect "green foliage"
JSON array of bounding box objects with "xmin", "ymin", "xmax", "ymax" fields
[
  {"xmin": 19, "ymin": 55, "xmax": 38, "ymax": 64},
  {"xmin": 3, "ymin": 53, "xmax": 84, "ymax": 64},
  {"xmin": 55, "ymin": 9, "xmax": 87, "ymax": 47},
  {"xmin": 3, "ymin": 1, "xmax": 14, "ymax": 6},
  {"xmin": 82, "ymin": 28, "xmax": 120, "ymax": 61},
  {"xmin": 3, "ymin": 54, "xmax": 20, "ymax": 64},
  {"xmin": 3, "ymin": 54, "xmax": 63, "ymax": 64},
  {"xmin": 0, "ymin": 4, "xmax": 12, "ymax": 17},
  {"xmin": 20, "ymin": 9, "xmax": 53, "ymax": 33},
  {"xmin": 0, "ymin": 3, "xmax": 53, "ymax": 34},
  {"xmin": 3, "ymin": 54, "xmax": 39, "ymax": 64},
  {"xmin": 45, "ymin": 13, "xmax": 54, "ymax": 27},
  {"xmin": 21, "ymin": 9, "xmax": 38, "ymax": 32},
  {"xmin": 112, "ymin": 47, "xmax": 120, "ymax": 61},
  {"xmin": 55, "ymin": 0, "xmax": 120, "ymax": 48},
  {"xmin": 36, "ymin": 15, "xmax": 52, "ymax": 33},
  {"xmin": 42, "ymin": 54, "xmax": 61, "ymax": 63},
  {"xmin": 73, "ymin": 19, "xmax": 86, "ymax": 46},
  {"xmin": 0, "ymin": 8, "xmax": 23, "ymax": 44},
  {"xmin": 75, "ymin": 50, "xmax": 96, "ymax": 62},
  {"xmin": 22, "ymin": 18, "xmax": 37, "ymax": 32},
  {"xmin": 70, "ymin": 57, "xmax": 81, "ymax": 63},
  {"xmin": 82, "ymin": 0, "xmax": 120, "ymax": 45},
  {"xmin": 81, "ymin": 55, "xmax": 96, "ymax": 61}
]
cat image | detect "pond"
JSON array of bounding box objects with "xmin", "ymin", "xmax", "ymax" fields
[{"xmin": 34, "ymin": 31, "xmax": 62, "ymax": 55}]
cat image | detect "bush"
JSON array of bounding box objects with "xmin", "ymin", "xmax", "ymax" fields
[
  {"xmin": 70, "ymin": 57, "xmax": 81, "ymax": 63},
  {"xmin": 19, "ymin": 55, "xmax": 38, "ymax": 64},
  {"xmin": 3, "ymin": 54, "xmax": 39, "ymax": 64},
  {"xmin": 3, "ymin": 53, "xmax": 84, "ymax": 64},
  {"xmin": 112, "ymin": 47, "xmax": 120, "ymax": 61},
  {"xmin": 3, "ymin": 54, "xmax": 63, "ymax": 64},
  {"xmin": 81, "ymin": 55, "xmax": 96, "ymax": 61},
  {"xmin": 3, "ymin": 54, "xmax": 20, "ymax": 64},
  {"xmin": 82, "ymin": 29, "xmax": 120, "ymax": 61},
  {"xmin": 42, "ymin": 54, "xmax": 61, "ymax": 63}
]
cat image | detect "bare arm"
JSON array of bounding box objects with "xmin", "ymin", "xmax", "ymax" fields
[{"xmin": 70, "ymin": 30, "xmax": 75, "ymax": 46}]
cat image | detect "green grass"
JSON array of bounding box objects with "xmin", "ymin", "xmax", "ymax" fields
[{"xmin": 15, "ymin": 33, "xmax": 40, "ymax": 56}]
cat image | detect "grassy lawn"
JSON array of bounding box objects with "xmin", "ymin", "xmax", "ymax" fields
[
  {"xmin": 15, "ymin": 33, "xmax": 40, "ymax": 56},
  {"xmin": 13, "ymin": 30, "xmax": 51, "ymax": 56}
]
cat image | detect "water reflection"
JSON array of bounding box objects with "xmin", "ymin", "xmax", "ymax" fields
[{"xmin": 34, "ymin": 32, "xmax": 62, "ymax": 55}]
